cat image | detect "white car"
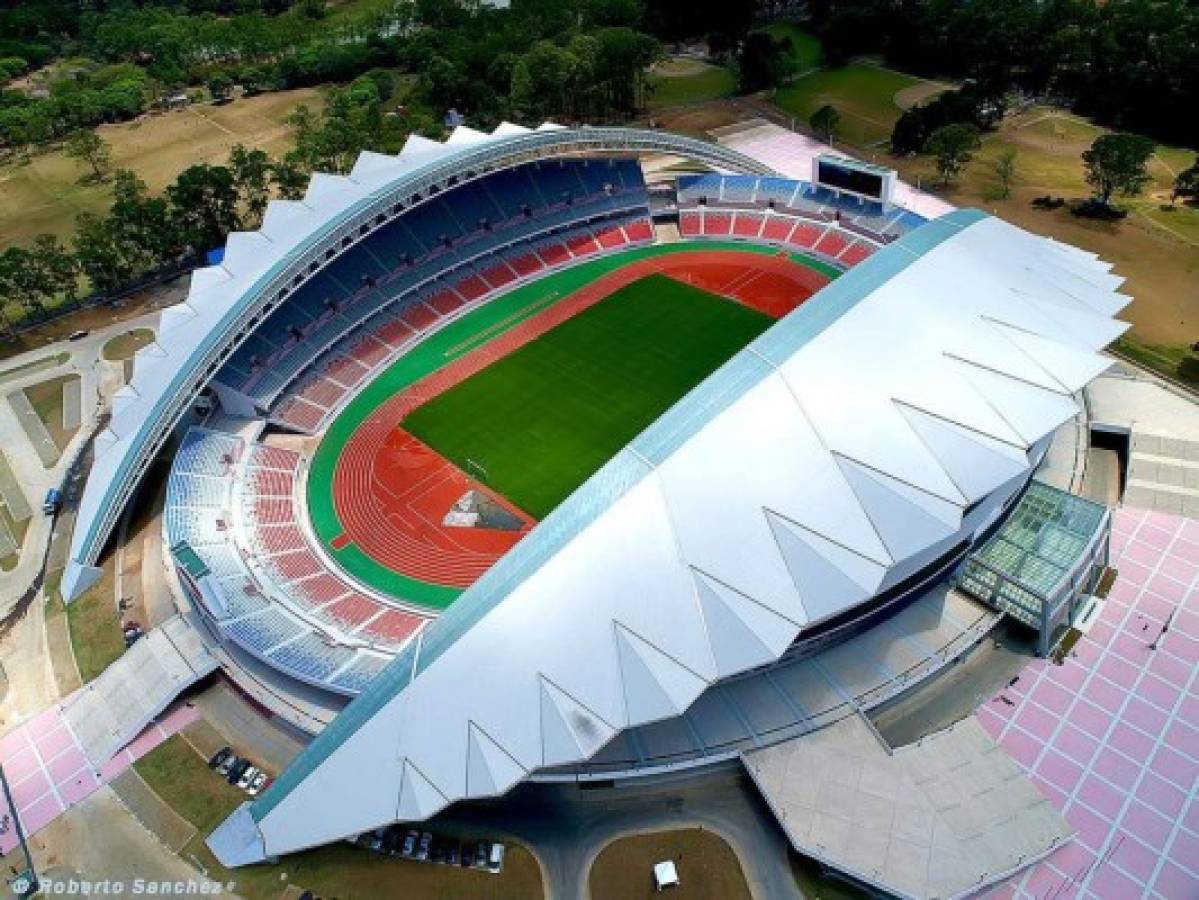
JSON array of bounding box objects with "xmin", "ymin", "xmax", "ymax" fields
[
  {"xmin": 236, "ymin": 766, "xmax": 259, "ymax": 791},
  {"xmin": 246, "ymin": 772, "xmax": 270, "ymax": 797}
]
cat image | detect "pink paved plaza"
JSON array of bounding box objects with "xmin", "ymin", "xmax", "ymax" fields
[
  {"xmin": 982, "ymin": 508, "xmax": 1198, "ymax": 899},
  {"xmin": 0, "ymin": 700, "xmax": 198, "ymax": 856}
]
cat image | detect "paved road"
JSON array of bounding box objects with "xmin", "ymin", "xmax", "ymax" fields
[
  {"xmin": 436, "ymin": 767, "xmax": 805, "ymax": 900},
  {"xmin": 0, "ymin": 311, "xmax": 160, "ymax": 618}
]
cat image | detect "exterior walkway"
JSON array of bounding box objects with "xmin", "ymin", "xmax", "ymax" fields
[
  {"xmin": 0, "ymin": 701, "xmax": 197, "ymax": 856},
  {"xmin": 744, "ymin": 714, "xmax": 1071, "ymax": 899}
]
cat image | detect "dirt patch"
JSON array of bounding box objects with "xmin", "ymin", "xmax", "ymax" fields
[
  {"xmin": 102, "ymin": 327, "xmax": 156, "ymax": 361},
  {"xmin": 645, "ymin": 98, "xmax": 758, "ymax": 139},
  {"xmin": 589, "ymin": 828, "xmax": 752, "ymax": 900},
  {"xmin": 652, "ymin": 57, "xmax": 715, "ymax": 78}
]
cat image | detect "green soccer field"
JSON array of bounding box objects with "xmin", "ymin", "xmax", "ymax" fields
[{"xmin": 402, "ymin": 273, "xmax": 773, "ymax": 519}]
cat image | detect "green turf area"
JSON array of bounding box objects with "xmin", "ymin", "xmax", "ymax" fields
[
  {"xmin": 307, "ymin": 242, "xmax": 840, "ymax": 607},
  {"xmin": 647, "ymin": 63, "xmax": 737, "ymax": 107},
  {"xmin": 403, "ymin": 274, "xmax": 773, "ymax": 519},
  {"xmin": 772, "ymin": 64, "xmax": 921, "ymax": 146}
]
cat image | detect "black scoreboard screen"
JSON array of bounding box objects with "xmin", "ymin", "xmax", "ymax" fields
[{"xmin": 816, "ymin": 158, "xmax": 886, "ymax": 201}]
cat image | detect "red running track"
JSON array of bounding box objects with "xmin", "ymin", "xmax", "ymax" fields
[{"xmin": 330, "ymin": 249, "xmax": 831, "ymax": 589}]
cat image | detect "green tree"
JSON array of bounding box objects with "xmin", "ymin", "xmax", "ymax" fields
[
  {"xmin": 75, "ymin": 170, "xmax": 177, "ymax": 290},
  {"xmin": 511, "ymin": 41, "xmax": 575, "ymax": 120},
  {"xmin": 271, "ymin": 157, "xmax": 308, "ymax": 200},
  {"xmin": 64, "ymin": 128, "xmax": 112, "ymax": 182},
  {"xmin": 1082, "ymin": 133, "xmax": 1156, "ymax": 206},
  {"xmin": 167, "ymin": 163, "xmax": 241, "ymax": 253},
  {"xmin": 229, "ymin": 144, "xmax": 272, "ymax": 229},
  {"xmin": 0, "ymin": 56, "xmax": 27, "ymax": 82},
  {"xmin": 207, "ymin": 70, "xmax": 234, "ymax": 103},
  {"xmin": 0, "ymin": 235, "xmax": 77, "ymax": 314},
  {"xmin": 992, "ymin": 148, "xmax": 1018, "ymax": 200},
  {"xmin": 809, "ymin": 104, "xmax": 839, "ymax": 144},
  {"xmin": 1171, "ymin": 157, "xmax": 1199, "ymax": 204},
  {"xmin": 737, "ymin": 32, "xmax": 795, "ymax": 92},
  {"xmin": 926, "ymin": 123, "xmax": 981, "ymax": 186}
]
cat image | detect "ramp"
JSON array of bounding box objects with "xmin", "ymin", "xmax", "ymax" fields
[
  {"xmin": 744, "ymin": 714, "xmax": 1073, "ymax": 899},
  {"xmin": 62, "ymin": 615, "xmax": 218, "ymax": 768}
]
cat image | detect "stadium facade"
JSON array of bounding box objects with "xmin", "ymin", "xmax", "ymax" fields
[{"xmin": 56, "ymin": 123, "xmax": 1128, "ymax": 866}]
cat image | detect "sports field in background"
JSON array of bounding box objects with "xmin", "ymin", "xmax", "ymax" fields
[{"xmin": 403, "ymin": 274, "xmax": 773, "ymax": 518}]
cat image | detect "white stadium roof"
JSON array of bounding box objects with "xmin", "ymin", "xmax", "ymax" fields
[{"xmin": 208, "ymin": 206, "xmax": 1129, "ymax": 865}]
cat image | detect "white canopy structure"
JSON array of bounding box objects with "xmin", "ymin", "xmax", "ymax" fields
[{"xmin": 207, "ymin": 207, "xmax": 1129, "ymax": 866}]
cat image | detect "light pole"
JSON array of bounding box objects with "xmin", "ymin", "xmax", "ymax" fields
[{"xmin": 0, "ymin": 763, "xmax": 38, "ymax": 898}]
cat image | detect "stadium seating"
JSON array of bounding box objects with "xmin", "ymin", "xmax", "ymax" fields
[
  {"xmin": 164, "ymin": 430, "xmax": 436, "ymax": 697},
  {"xmin": 672, "ymin": 173, "xmax": 924, "ymax": 271},
  {"xmin": 675, "ymin": 174, "xmax": 927, "ymax": 246},
  {"xmin": 265, "ymin": 209, "xmax": 656, "ymax": 436},
  {"xmin": 213, "ymin": 157, "xmax": 654, "ymax": 416}
]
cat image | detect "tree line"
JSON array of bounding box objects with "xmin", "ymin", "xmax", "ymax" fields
[
  {"xmin": 0, "ymin": 0, "xmax": 674, "ymax": 157},
  {"xmin": 0, "ymin": 74, "xmax": 456, "ymax": 328},
  {"xmin": 807, "ymin": 0, "xmax": 1199, "ymax": 150}
]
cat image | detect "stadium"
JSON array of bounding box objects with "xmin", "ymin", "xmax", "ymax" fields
[{"xmin": 58, "ymin": 123, "xmax": 1128, "ymax": 890}]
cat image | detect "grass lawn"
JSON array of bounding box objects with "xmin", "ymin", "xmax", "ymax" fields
[
  {"xmin": 134, "ymin": 734, "xmax": 545, "ymax": 900},
  {"xmin": 135, "ymin": 735, "xmax": 245, "ymax": 833},
  {"xmin": 0, "ymin": 352, "xmax": 70, "ymax": 386},
  {"xmin": 101, "ymin": 327, "xmax": 156, "ymax": 361},
  {"xmin": 403, "ymin": 274, "xmax": 772, "ymax": 519},
  {"xmin": 22, "ymin": 373, "xmax": 81, "ymax": 454},
  {"xmin": 65, "ymin": 560, "xmax": 124, "ymax": 682},
  {"xmin": 589, "ymin": 828, "xmax": 752, "ymax": 900},
  {"xmin": 0, "ymin": 86, "xmax": 322, "ymax": 251},
  {"xmin": 647, "ymin": 62, "xmax": 737, "ymax": 107},
  {"xmin": 772, "ymin": 63, "xmax": 921, "ymax": 146},
  {"xmin": 1112, "ymin": 336, "xmax": 1199, "ymax": 389}
]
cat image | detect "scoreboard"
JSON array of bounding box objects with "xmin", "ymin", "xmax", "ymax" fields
[{"xmin": 813, "ymin": 155, "xmax": 897, "ymax": 206}]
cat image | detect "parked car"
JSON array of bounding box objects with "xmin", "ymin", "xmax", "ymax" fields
[
  {"xmin": 216, "ymin": 755, "xmax": 237, "ymax": 778},
  {"xmin": 401, "ymin": 830, "xmax": 418, "ymax": 858},
  {"xmin": 417, "ymin": 832, "xmax": 433, "ymax": 861},
  {"xmin": 208, "ymin": 747, "xmax": 232, "ymax": 770},
  {"xmin": 236, "ymin": 766, "xmax": 259, "ymax": 791},
  {"xmin": 42, "ymin": 488, "xmax": 62, "ymax": 515},
  {"xmin": 67, "ymin": 330, "xmax": 90, "ymax": 341},
  {"xmin": 247, "ymin": 772, "xmax": 270, "ymax": 797},
  {"xmin": 226, "ymin": 758, "xmax": 250, "ymax": 784},
  {"xmin": 488, "ymin": 842, "xmax": 505, "ymax": 873}
]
